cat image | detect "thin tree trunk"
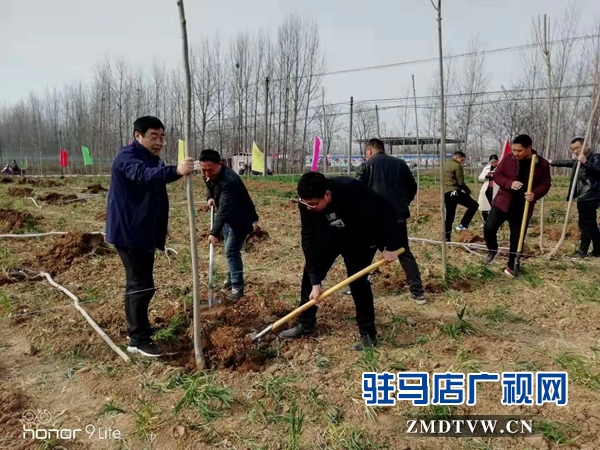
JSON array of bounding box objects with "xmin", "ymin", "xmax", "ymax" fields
[{"xmin": 176, "ymin": 0, "xmax": 205, "ymax": 370}]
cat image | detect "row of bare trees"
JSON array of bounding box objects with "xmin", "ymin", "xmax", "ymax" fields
[{"xmin": 1, "ymin": 9, "xmax": 599, "ymax": 174}]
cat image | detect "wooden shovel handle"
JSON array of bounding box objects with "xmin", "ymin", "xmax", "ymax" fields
[
  {"xmin": 517, "ymin": 154, "xmax": 537, "ymax": 254},
  {"xmin": 270, "ymin": 247, "xmax": 406, "ymax": 332}
]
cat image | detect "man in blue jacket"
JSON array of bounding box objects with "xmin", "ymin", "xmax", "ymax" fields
[
  {"xmin": 106, "ymin": 116, "xmax": 195, "ymax": 358},
  {"xmin": 199, "ymin": 149, "xmax": 258, "ymax": 301}
]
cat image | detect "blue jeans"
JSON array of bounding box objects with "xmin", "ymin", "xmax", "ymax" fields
[{"xmin": 223, "ymin": 224, "xmax": 249, "ymax": 289}]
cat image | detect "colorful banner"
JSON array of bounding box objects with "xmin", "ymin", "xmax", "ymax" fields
[
  {"xmin": 500, "ymin": 138, "xmax": 511, "ymax": 162},
  {"xmin": 311, "ymin": 136, "xmax": 322, "ymax": 172},
  {"xmin": 81, "ymin": 146, "xmax": 93, "ymax": 165},
  {"xmin": 59, "ymin": 149, "xmax": 69, "ymax": 167},
  {"xmin": 178, "ymin": 139, "xmax": 186, "ymax": 163},
  {"xmin": 251, "ymin": 141, "xmax": 265, "ymax": 173}
]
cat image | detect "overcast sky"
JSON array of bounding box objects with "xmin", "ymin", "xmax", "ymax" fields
[{"xmin": 1, "ymin": 0, "xmax": 599, "ymax": 115}]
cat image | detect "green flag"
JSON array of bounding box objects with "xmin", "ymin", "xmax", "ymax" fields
[{"xmin": 82, "ymin": 146, "xmax": 93, "ymax": 166}]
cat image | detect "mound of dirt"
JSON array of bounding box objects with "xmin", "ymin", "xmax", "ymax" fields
[
  {"xmin": 455, "ymin": 230, "xmax": 484, "ymax": 243},
  {"xmin": 168, "ymin": 290, "xmax": 294, "ymax": 372},
  {"xmin": 85, "ymin": 183, "xmax": 107, "ymax": 194},
  {"xmin": 35, "ymin": 233, "xmax": 112, "ymax": 274},
  {"xmin": 19, "ymin": 178, "xmax": 62, "ymax": 187},
  {"xmin": 38, "ymin": 192, "xmax": 78, "ymax": 204},
  {"xmin": 244, "ymin": 225, "xmax": 270, "ymax": 252},
  {"xmin": 0, "ymin": 209, "xmax": 37, "ymax": 233},
  {"xmin": 1, "ymin": 177, "xmax": 13, "ymax": 184},
  {"xmin": 197, "ymin": 204, "xmax": 211, "ymax": 213},
  {"xmin": 7, "ymin": 187, "xmax": 33, "ymax": 197},
  {"xmin": 0, "ymin": 389, "xmax": 30, "ymax": 449}
]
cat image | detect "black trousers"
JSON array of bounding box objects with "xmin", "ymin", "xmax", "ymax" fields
[
  {"xmin": 484, "ymin": 206, "xmax": 530, "ymax": 269},
  {"xmin": 445, "ymin": 191, "xmax": 479, "ymax": 240},
  {"xmin": 577, "ymin": 200, "xmax": 600, "ymax": 255},
  {"xmin": 116, "ymin": 247, "xmax": 156, "ymax": 346},
  {"xmin": 482, "ymin": 187, "xmax": 494, "ymax": 222},
  {"xmin": 368, "ymin": 220, "xmax": 423, "ymax": 296},
  {"xmin": 298, "ymin": 243, "xmax": 376, "ymax": 337}
]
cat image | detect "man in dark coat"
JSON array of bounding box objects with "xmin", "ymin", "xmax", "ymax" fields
[
  {"xmin": 354, "ymin": 138, "xmax": 426, "ymax": 304},
  {"xmin": 278, "ymin": 172, "xmax": 402, "ymax": 350},
  {"xmin": 200, "ymin": 149, "xmax": 259, "ymax": 300},
  {"xmin": 106, "ymin": 116, "xmax": 195, "ymax": 358},
  {"xmin": 483, "ymin": 134, "xmax": 551, "ymax": 277},
  {"xmin": 549, "ymin": 137, "xmax": 600, "ymax": 257}
]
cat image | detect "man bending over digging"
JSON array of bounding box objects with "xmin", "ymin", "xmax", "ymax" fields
[{"xmin": 278, "ymin": 172, "xmax": 402, "ymax": 350}]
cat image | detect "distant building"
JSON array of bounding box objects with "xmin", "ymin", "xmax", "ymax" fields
[{"xmin": 228, "ymin": 153, "xmax": 274, "ymax": 175}]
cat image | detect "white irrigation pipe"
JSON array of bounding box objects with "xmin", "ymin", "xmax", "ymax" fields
[
  {"xmin": 0, "ymin": 231, "xmax": 68, "ymax": 239},
  {"xmin": 39, "ymin": 271, "xmax": 131, "ymax": 363},
  {"xmin": 28, "ymin": 197, "xmax": 42, "ymax": 208}
]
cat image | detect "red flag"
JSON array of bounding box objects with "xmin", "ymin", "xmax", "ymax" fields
[
  {"xmin": 60, "ymin": 149, "xmax": 69, "ymax": 167},
  {"xmin": 499, "ymin": 138, "xmax": 512, "ymax": 162}
]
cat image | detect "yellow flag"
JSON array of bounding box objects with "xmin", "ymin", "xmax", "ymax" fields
[
  {"xmin": 178, "ymin": 139, "xmax": 185, "ymax": 163},
  {"xmin": 251, "ymin": 141, "xmax": 264, "ymax": 173}
]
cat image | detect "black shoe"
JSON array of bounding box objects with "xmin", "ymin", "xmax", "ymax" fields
[
  {"xmin": 127, "ymin": 340, "xmax": 163, "ymax": 358},
  {"xmin": 222, "ymin": 280, "xmax": 232, "ymax": 290},
  {"xmin": 226, "ymin": 287, "xmax": 244, "ymax": 301},
  {"xmin": 278, "ymin": 324, "xmax": 317, "ymax": 339},
  {"xmin": 567, "ymin": 250, "xmax": 587, "ymax": 259},
  {"xmin": 354, "ymin": 334, "xmax": 377, "ymax": 351},
  {"xmin": 409, "ymin": 293, "xmax": 427, "ymax": 305},
  {"xmin": 484, "ymin": 250, "xmax": 498, "ymax": 264}
]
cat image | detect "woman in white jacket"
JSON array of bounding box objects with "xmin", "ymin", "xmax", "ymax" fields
[{"xmin": 478, "ymin": 154, "xmax": 499, "ymax": 222}]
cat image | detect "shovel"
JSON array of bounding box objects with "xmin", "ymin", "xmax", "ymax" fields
[
  {"xmin": 514, "ymin": 154, "xmax": 537, "ymax": 277},
  {"xmin": 248, "ymin": 247, "xmax": 405, "ymax": 341},
  {"xmin": 207, "ymin": 205, "xmax": 216, "ymax": 307}
]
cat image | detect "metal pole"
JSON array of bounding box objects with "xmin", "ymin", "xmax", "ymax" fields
[
  {"xmin": 435, "ymin": 0, "xmax": 447, "ymax": 280},
  {"xmin": 375, "ymin": 105, "xmax": 381, "ymax": 138},
  {"xmin": 348, "ymin": 96, "xmax": 353, "ymax": 175},
  {"xmin": 264, "ymin": 76, "xmax": 269, "ymax": 177},
  {"xmin": 412, "ymin": 74, "xmax": 421, "ymax": 218}
]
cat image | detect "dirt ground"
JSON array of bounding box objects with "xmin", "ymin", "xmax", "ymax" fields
[{"xmin": 0, "ymin": 173, "xmax": 599, "ymax": 450}]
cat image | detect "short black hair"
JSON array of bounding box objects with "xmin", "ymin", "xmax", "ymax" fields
[
  {"xmin": 489, "ymin": 154, "xmax": 498, "ymax": 161},
  {"xmin": 453, "ymin": 151, "xmax": 466, "ymax": 158},
  {"xmin": 366, "ymin": 138, "xmax": 385, "ymax": 152},
  {"xmin": 571, "ymin": 137, "xmax": 584, "ymax": 145},
  {"xmin": 133, "ymin": 116, "xmax": 165, "ymax": 136},
  {"xmin": 199, "ymin": 149, "xmax": 221, "ymax": 163},
  {"xmin": 512, "ymin": 134, "xmax": 532, "ymax": 148},
  {"xmin": 297, "ymin": 171, "xmax": 328, "ymax": 200}
]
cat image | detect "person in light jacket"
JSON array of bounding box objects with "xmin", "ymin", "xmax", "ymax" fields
[{"xmin": 478, "ymin": 154, "xmax": 500, "ymax": 223}]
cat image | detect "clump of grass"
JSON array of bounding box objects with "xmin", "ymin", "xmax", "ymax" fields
[
  {"xmin": 440, "ymin": 305, "xmax": 478, "ymax": 339},
  {"xmin": 534, "ymin": 421, "xmax": 578, "ymax": 445},
  {"xmin": 569, "ymin": 281, "xmax": 600, "ymax": 303},
  {"xmin": 480, "ymin": 304, "xmax": 526, "ymax": 325},
  {"xmin": 555, "ymin": 352, "xmax": 600, "ymax": 390},
  {"xmin": 452, "ymin": 349, "xmax": 482, "ymax": 372},
  {"xmin": 168, "ymin": 372, "xmax": 234, "ymax": 421},
  {"xmin": 253, "ymin": 373, "xmax": 303, "ymax": 403},
  {"xmin": 284, "ymin": 401, "xmax": 305, "ymax": 450},
  {"xmin": 357, "ymin": 347, "xmax": 379, "ymax": 372},
  {"xmin": 447, "ymin": 263, "xmax": 496, "ymax": 286},
  {"xmin": 319, "ymin": 425, "xmax": 386, "ymax": 450},
  {"xmin": 153, "ymin": 314, "xmax": 189, "ymax": 343}
]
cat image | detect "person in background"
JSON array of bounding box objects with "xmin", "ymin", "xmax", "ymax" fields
[
  {"xmin": 278, "ymin": 172, "xmax": 402, "ymax": 350},
  {"xmin": 549, "ymin": 137, "xmax": 600, "ymax": 258},
  {"xmin": 200, "ymin": 149, "xmax": 259, "ymax": 300},
  {"xmin": 483, "ymin": 134, "xmax": 551, "ymax": 277},
  {"xmin": 443, "ymin": 151, "xmax": 479, "ymax": 240},
  {"xmin": 354, "ymin": 138, "xmax": 426, "ymax": 304},
  {"xmin": 106, "ymin": 116, "xmax": 195, "ymax": 358},
  {"xmin": 478, "ymin": 154, "xmax": 500, "ymax": 223}
]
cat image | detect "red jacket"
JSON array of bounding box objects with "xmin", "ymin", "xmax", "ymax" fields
[{"xmin": 491, "ymin": 151, "xmax": 551, "ymax": 218}]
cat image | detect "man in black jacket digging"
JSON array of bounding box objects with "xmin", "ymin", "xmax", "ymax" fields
[
  {"xmin": 549, "ymin": 137, "xmax": 600, "ymax": 258},
  {"xmin": 278, "ymin": 172, "xmax": 402, "ymax": 350},
  {"xmin": 200, "ymin": 149, "xmax": 259, "ymax": 300},
  {"xmin": 354, "ymin": 138, "xmax": 426, "ymax": 304}
]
